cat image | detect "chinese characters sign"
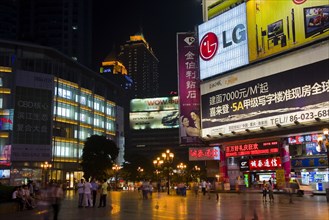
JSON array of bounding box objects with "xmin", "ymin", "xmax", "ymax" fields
[
  {"xmin": 249, "ymin": 157, "xmax": 282, "ymax": 170},
  {"xmin": 225, "ymin": 141, "xmax": 279, "ymax": 157},
  {"xmin": 177, "ymin": 33, "xmax": 202, "ymax": 145},
  {"xmin": 202, "ymin": 60, "xmax": 329, "ymax": 136},
  {"xmin": 189, "ymin": 146, "xmax": 220, "ymax": 161},
  {"xmin": 12, "ymin": 71, "xmax": 53, "ymax": 161},
  {"xmin": 291, "ymin": 157, "xmax": 328, "ymax": 168}
]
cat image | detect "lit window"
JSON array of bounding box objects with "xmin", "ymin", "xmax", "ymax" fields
[{"xmin": 72, "ymin": 26, "xmax": 78, "ymax": 30}]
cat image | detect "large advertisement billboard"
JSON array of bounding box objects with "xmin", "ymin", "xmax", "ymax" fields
[
  {"xmin": 177, "ymin": 33, "xmax": 202, "ymax": 145},
  {"xmin": 12, "ymin": 71, "xmax": 54, "ymax": 161},
  {"xmin": 247, "ymin": 0, "xmax": 329, "ymax": 62},
  {"xmin": 201, "ymin": 59, "xmax": 329, "ymax": 136},
  {"xmin": 130, "ymin": 110, "xmax": 179, "ymax": 130},
  {"xmin": 130, "ymin": 96, "xmax": 178, "ymax": 112},
  {"xmin": 198, "ymin": 3, "xmax": 249, "ymax": 80}
]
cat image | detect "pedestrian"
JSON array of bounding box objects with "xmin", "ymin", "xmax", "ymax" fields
[
  {"xmin": 77, "ymin": 179, "xmax": 84, "ymax": 208},
  {"xmin": 193, "ymin": 182, "xmax": 199, "ymax": 197},
  {"xmin": 206, "ymin": 181, "xmax": 212, "ymax": 199},
  {"xmin": 262, "ymin": 180, "xmax": 268, "ymax": 202},
  {"xmin": 98, "ymin": 179, "xmax": 108, "ymax": 207},
  {"xmin": 50, "ymin": 183, "xmax": 64, "ymax": 220},
  {"xmin": 141, "ymin": 180, "xmax": 150, "ymax": 199},
  {"xmin": 91, "ymin": 178, "xmax": 98, "ymax": 207},
  {"xmin": 268, "ymin": 179, "xmax": 274, "ymax": 202},
  {"xmin": 201, "ymin": 180, "xmax": 206, "ymax": 196},
  {"xmin": 84, "ymin": 179, "xmax": 92, "ymax": 207}
]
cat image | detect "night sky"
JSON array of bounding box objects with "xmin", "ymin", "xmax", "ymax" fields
[{"xmin": 92, "ymin": 0, "xmax": 203, "ymax": 96}]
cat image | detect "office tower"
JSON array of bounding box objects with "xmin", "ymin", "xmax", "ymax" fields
[{"xmin": 118, "ymin": 32, "xmax": 159, "ymax": 98}]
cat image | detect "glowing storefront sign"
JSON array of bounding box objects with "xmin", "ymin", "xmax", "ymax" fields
[
  {"xmin": 249, "ymin": 157, "xmax": 282, "ymax": 170},
  {"xmin": 225, "ymin": 141, "xmax": 279, "ymax": 157},
  {"xmin": 189, "ymin": 146, "xmax": 220, "ymax": 161}
]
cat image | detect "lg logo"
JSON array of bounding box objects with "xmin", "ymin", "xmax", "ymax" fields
[
  {"xmin": 199, "ymin": 24, "xmax": 246, "ymax": 61},
  {"xmin": 199, "ymin": 32, "xmax": 218, "ymax": 61}
]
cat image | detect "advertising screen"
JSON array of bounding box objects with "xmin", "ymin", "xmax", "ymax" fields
[
  {"xmin": 247, "ymin": 0, "xmax": 329, "ymax": 62},
  {"xmin": 201, "ymin": 59, "xmax": 329, "ymax": 136},
  {"xmin": 198, "ymin": 3, "xmax": 249, "ymax": 80},
  {"xmin": 130, "ymin": 110, "xmax": 179, "ymax": 130},
  {"xmin": 130, "ymin": 96, "xmax": 178, "ymax": 112}
]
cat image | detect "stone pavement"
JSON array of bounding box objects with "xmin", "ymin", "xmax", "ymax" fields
[{"xmin": 2, "ymin": 190, "xmax": 328, "ymax": 220}]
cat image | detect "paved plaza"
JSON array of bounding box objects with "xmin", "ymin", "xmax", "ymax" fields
[{"xmin": 3, "ymin": 190, "xmax": 329, "ymax": 220}]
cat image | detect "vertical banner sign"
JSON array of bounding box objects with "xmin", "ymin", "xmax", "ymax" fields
[
  {"xmin": 177, "ymin": 32, "xmax": 202, "ymax": 145},
  {"xmin": 12, "ymin": 71, "xmax": 54, "ymax": 161}
]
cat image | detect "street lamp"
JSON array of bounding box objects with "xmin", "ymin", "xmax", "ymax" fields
[
  {"xmin": 153, "ymin": 157, "xmax": 163, "ymax": 182},
  {"xmin": 137, "ymin": 166, "xmax": 144, "ymax": 181},
  {"xmin": 162, "ymin": 149, "xmax": 174, "ymax": 195},
  {"xmin": 317, "ymin": 128, "xmax": 329, "ymax": 203},
  {"xmin": 177, "ymin": 162, "xmax": 187, "ymax": 185},
  {"xmin": 112, "ymin": 164, "xmax": 121, "ymax": 191},
  {"xmin": 41, "ymin": 161, "xmax": 52, "ymax": 187}
]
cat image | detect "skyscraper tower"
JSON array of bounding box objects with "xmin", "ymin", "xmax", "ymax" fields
[{"xmin": 118, "ymin": 32, "xmax": 159, "ymax": 98}]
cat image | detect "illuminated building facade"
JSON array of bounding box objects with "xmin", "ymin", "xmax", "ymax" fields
[{"xmin": 0, "ymin": 40, "xmax": 125, "ymax": 187}]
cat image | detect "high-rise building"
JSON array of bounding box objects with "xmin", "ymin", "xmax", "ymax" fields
[
  {"xmin": 0, "ymin": 0, "xmax": 92, "ymax": 68},
  {"xmin": 118, "ymin": 33, "xmax": 160, "ymax": 98},
  {"xmin": 0, "ymin": 39, "xmax": 125, "ymax": 187}
]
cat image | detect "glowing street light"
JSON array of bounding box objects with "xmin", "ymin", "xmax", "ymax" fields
[{"xmin": 41, "ymin": 161, "xmax": 52, "ymax": 187}]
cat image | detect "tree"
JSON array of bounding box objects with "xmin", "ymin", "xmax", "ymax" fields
[{"xmin": 81, "ymin": 135, "xmax": 119, "ymax": 180}]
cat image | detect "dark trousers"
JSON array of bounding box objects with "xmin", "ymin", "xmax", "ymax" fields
[
  {"xmin": 52, "ymin": 204, "xmax": 60, "ymax": 220},
  {"xmin": 78, "ymin": 193, "xmax": 84, "ymax": 207},
  {"xmin": 92, "ymin": 190, "xmax": 97, "ymax": 207},
  {"xmin": 99, "ymin": 194, "xmax": 106, "ymax": 207}
]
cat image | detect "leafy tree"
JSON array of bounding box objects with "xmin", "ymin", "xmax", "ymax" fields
[{"xmin": 81, "ymin": 135, "xmax": 119, "ymax": 180}]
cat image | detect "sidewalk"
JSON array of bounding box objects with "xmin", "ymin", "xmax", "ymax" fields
[{"xmin": 1, "ymin": 190, "xmax": 328, "ymax": 220}]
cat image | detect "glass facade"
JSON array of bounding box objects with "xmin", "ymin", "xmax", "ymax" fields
[{"xmin": 0, "ymin": 40, "xmax": 124, "ymax": 186}]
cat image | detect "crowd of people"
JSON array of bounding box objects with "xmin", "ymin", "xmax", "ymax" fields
[
  {"xmin": 12, "ymin": 180, "xmax": 64, "ymax": 220},
  {"xmin": 77, "ymin": 178, "xmax": 109, "ymax": 208}
]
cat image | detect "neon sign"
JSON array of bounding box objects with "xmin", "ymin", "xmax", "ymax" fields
[
  {"xmin": 249, "ymin": 157, "xmax": 282, "ymax": 170},
  {"xmin": 225, "ymin": 141, "xmax": 279, "ymax": 157},
  {"xmin": 189, "ymin": 146, "xmax": 220, "ymax": 161}
]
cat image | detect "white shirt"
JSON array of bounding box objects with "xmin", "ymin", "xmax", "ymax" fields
[
  {"xmin": 77, "ymin": 182, "xmax": 84, "ymax": 194},
  {"xmin": 84, "ymin": 182, "xmax": 92, "ymax": 194}
]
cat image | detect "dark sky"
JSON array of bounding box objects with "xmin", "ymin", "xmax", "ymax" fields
[{"xmin": 92, "ymin": 0, "xmax": 203, "ymax": 96}]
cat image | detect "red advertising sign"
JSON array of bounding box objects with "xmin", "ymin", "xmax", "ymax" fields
[
  {"xmin": 189, "ymin": 146, "xmax": 220, "ymax": 161},
  {"xmin": 249, "ymin": 157, "xmax": 282, "ymax": 170},
  {"xmin": 225, "ymin": 141, "xmax": 279, "ymax": 157},
  {"xmin": 177, "ymin": 32, "xmax": 202, "ymax": 145}
]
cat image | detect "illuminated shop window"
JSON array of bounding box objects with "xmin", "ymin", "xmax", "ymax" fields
[
  {"xmin": 94, "ymin": 102, "xmax": 100, "ymax": 111},
  {"xmin": 56, "ymin": 87, "xmax": 72, "ymax": 100},
  {"xmin": 106, "ymin": 107, "xmax": 112, "ymax": 115},
  {"xmin": 56, "ymin": 106, "xmax": 70, "ymax": 117},
  {"xmin": 80, "ymin": 96, "xmax": 86, "ymax": 105},
  {"xmin": 88, "ymin": 100, "xmax": 93, "ymax": 108},
  {"xmin": 80, "ymin": 113, "xmax": 86, "ymax": 122},
  {"xmin": 0, "ymin": 98, "xmax": 2, "ymax": 108},
  {"xmin": 106, "ymin": 122, "xmax": 112, "ymax": 130},
  {"xmin": 74, "ymin": 130, "xmax": 78, "ymax": 139},
  {"xmin": 94, "ymin": 118, "xmax": 99, "ymax": 126}
]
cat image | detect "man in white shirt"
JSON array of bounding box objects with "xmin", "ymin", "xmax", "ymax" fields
[
  {"xmin": 77, "ymin": 179, "xmax": 84, "ymax": 207},
  {"xmin": 84, "ymin": 179, "xmax": 92, "ymax": 207}
]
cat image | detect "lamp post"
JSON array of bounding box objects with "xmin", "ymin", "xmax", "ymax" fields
[
  {"xmin": 192, "ymin": 165, "xmax": 201, "ymax": 181},
  {"xmin": 317, "ymin": 128, "xmax": 329, "ymax": 202},
  {"xmin": 41, "ymin": 161, "xmax": 52, "ymax": 187},
  {"xmin": 112, "ymin": 164, "xmax": 121, "ymax": 191},
  {"xmin": 137, "ymin": 166, "xmax": 144, "ymax": 181},
  {"xmin": 177, "ymin": 162, "xmax": 187, "ymax": 183},
  {"xmin": 162, "ymin": 149, "xmax": 174, "ymax": 195},
  {"xmin": 153, "ymin": 157, "xmax": 163, "ymax": 181}
]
